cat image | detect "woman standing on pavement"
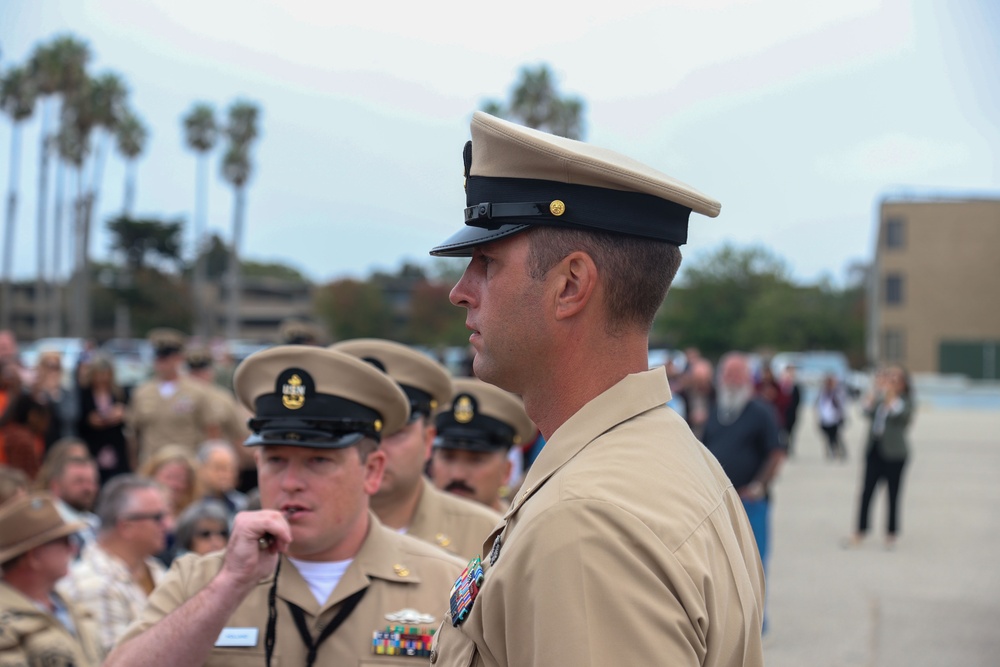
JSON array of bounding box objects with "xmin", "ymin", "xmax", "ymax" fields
[{"xmin": 846, "ymin": 365, "xmax": 915, "ymax": 549}]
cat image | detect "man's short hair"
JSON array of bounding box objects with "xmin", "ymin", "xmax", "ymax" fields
[
  {"xmin": 526, "ymin": 226, "xmax": 681, "ymax": 335},
  {"xmin": 95, "ymin": 475, "xmax": 163, "ymax": 530}
]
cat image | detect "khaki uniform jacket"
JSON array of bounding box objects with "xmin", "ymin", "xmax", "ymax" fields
[
  {"xmin": 0, "ymin": 582, "xmax": 103, "ymax": 667},
  {"xmin": 127, "ymin": 376, "xmax": 222, "ymax": 464},
  {"xmin": 119, "ymin": 514, "xmax": 464, "ymax": 666},
  {"xmin": 431, "ymin": 369, "xmax": 765, "ymax": 667},
  {"xmin": 202, "ymin": 382, "xmax": 252, "ymax": 447},
  {"xmin": 406, "ymin": 478, "xmax": 502, "ymax": 560}
]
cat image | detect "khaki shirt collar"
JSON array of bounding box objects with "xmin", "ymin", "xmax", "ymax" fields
[{"xmin": 508, "ymin": 368, "xmax": 672, "ymax": 516}]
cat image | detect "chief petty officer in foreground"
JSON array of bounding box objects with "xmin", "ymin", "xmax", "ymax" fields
[
  {"xmin": 105, "ymin": 345, "xmax": 464, "ymax": 666},
  {"xmin": 426, "ymin": 112, "xmax": 765, "ymax": 666}
]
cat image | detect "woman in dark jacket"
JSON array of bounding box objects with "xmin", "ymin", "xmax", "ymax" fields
[
  {"xmin": 76, "ymin": 356, "xmax": 130, "ymax": 484},
  {"xmin": 845, "ymin": 365, "xmax": 915, "ymax": 549}
]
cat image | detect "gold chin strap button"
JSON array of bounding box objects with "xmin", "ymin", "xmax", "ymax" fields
[{"xmin": 549, "ymin": 200, "xmax": 566, "ymax": 216}]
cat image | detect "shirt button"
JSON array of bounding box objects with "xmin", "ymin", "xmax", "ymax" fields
[{"xmin": 429, "ymin": 648, "xmax": 438, "ymax": 663}]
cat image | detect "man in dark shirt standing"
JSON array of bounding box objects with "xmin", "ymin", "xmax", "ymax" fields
[{"xmin": 702, "ymin": 352, "xmax": 785, "ymax": 629}]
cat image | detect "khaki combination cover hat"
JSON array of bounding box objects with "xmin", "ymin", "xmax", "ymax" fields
[
  {"xmin": 233, "ymin": 345, "xmax": 409, "ymax": 449},
  {"xmin": 148, "ymin": 327, "xmax": 186, "ymax": 356},
  {"xmin": 329, "ymin": 339, "xmax": 453, "ymax": 421},
  {"xmin": 0, "ymin": 493, "xmax": 83, "ymax": 564},
  {"xmin": 430, "ymin": 111, "xmax": 721, "ymax": 257},
  {"xmin": 434, "ymin": 377, "xmax": 535, "ymax": 452}
]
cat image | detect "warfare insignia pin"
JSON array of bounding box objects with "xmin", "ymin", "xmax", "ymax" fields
[{"xmin": 489, "ymin": 535, "xmax": 502, "ymax": 566}]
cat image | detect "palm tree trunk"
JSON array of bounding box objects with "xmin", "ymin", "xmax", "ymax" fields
[
  {"xmin": 225, "ymin": 184, "xmax": 245, "ymax": 340},
  {"xmin": 123, "ymin": 158, "xmax": 136, "ymax": 216},
  {"xmin": 71, "ymin": 171, "xmax": 86, "ymax": 338},
  {"xmin": 193, "ymin": 153, "xmax": 209, "ymax": 338},
  {"xmin": 2, "ymin": 124, "xmax": 23, "ymax": 332},
  {"xmin": 49, "ymin": 159, "xmax": 66, "ymax": 336},
  {"xmin": 78, "ymin": 133, "xmax": 110, "ymax": 340},
  {"xmin": 35, "ymin": 100, "xmax": 54, "ymax": 340}
]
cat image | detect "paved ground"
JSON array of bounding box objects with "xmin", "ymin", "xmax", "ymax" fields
[{"xmin": 763, "ymin": 401, "xmax": 1000, "ymax": 666}]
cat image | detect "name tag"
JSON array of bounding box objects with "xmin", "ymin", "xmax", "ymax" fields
[{"xmin": 215, "ymin": 627, "xmax": 259, "ymax": 647}]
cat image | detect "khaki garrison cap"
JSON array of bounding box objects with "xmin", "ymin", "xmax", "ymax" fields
[
  {"xmin": 329, "ymin": 339, "xmax": 454, "ymax": 422},
  {"xmin": 0, "ymin": 493, "xmax": 83, "ymax": 564},
  {"xmin": 233, "ymin": 346, "xmax": 409, "ymax": 449},
  {"xmin": 430, "ymin": 111, "xmax": 721, "ymax": 257},
  {"xmin": 148, "ymin": 327, "xmax": 186, "ymax": 357},
  {"xmin": 434, "ymin": 378, "xmax": 535, "ymax": 453}
]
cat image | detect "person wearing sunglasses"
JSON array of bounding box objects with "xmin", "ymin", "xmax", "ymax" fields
[
  {"xmin": 57, "ymin": 474, "xmax": 171, "ymax": 656},
  {"xmin": 173, "ymin": 498, "xmax": 232, "ymax": 558}
]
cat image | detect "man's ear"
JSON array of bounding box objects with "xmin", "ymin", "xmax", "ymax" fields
[
  {"xmin": 552, "ymin": 251, "xmax": 598, "ymax": 321},
  {"xmin": 362, "ymin": 448, "xmax": 387, "ymax": 496}
]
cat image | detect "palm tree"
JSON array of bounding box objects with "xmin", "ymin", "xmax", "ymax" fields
[
  {"xmin": 115, "ymin": 107, "xmax": 147, "ymax": 215},
  {"xmin": 482, "ymin": 64, "xmax": 585, "ymax": 140},
  {"xmin": 51, "ymin": 117, "xmax": 89, "ymax": 337},
  {"xmin": 182, "ymin": 102, "xmax": 218, "ymax": 338},
  {"xmin": 221, "ymin": 100, "xmax": 260, "ymax": 340},
  {"xmin": 29, "ymin": 35, "xmax": 90, "ymax": 338},
  {"xmin": 0, "ymin": 66, "xmax": 38, "ymax": 331},
  {"xmin": 112, "ymin": 107, "xmax": 147, "ymax": 338}
]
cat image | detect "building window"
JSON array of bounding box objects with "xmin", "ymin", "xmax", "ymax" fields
[
  {"xmin": 883, "ymin": 329, "xmax": 905, "ymax": 363},
  {"xmin": 885, "ymin": 216, "xmax": 906, "ymax": 249},
  {"xmin": 885, "ymin": 273, "xmax": 904, "ymax": 305}
]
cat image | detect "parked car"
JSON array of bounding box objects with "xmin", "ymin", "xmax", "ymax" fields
[{"xmin": 771, "ymin": 350, "xmax": 863, "ymax": 401}]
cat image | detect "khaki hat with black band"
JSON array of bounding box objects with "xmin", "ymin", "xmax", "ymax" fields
[
  {"xmin": 233, "ymin": 346, "xmax": 409, "ymax": 449},
  {"xmin": 430, "ymin": 111, "xmax": 721, "ymax": 257},
  {"xmin": 0, "ymin": 493, "xmax": 84, "ymax": 564},
  {"xmin": 434, "ymin": 377, "xmax": 535, "ymax": 453},
  {"xmin": 329, "ymin": 339, "xmax": 453, "ymax": 423},
  {"xmin": 148, "ymin": 327, "xmax": 186, "ymax": 358}
]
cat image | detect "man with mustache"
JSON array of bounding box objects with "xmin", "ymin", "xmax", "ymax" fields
[
  {"xmin": 105, "ymin": 346, "xmax": 463, "ymax": 666},
  {"xmin": 331, "ymin": 338, "xmax": 502, "ymax": 559},
  {"xmin": 427, "ymin": 112, "xmax": 764, "ymax": 666},
  {"xmin": 430, "ymin": 378, "xmax": 534, "ymax": 513}
]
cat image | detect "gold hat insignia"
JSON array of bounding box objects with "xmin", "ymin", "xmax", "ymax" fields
[
  {"xmin": 454, "ymin": 395, "xmax": 474, "ymax": 424},
  {"xmin": 282, "ymin": 374, "xmax": 306, "ymax": 410}
]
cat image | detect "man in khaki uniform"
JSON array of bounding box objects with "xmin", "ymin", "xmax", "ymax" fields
[
  {"xmin": 426, "ymin": 112, "xmax": 765, "ymax": 666},
  {"xmin": 0, "ymin": 493, "xmax": 104, "ymax": 666},
  {"xmin": 430, "ymin": 378, "xmax": 534, "ymax": 513},
  {"xmin": 125, "ymin": 329, "xmax": 222, "ymax": 467},
  {"xmin": 106, "ymin": 346, "xmax": 464, "ymax": 666},
  {"xmin": 331, "ymin": 338, "xmax": 502, "ymax": 559}
]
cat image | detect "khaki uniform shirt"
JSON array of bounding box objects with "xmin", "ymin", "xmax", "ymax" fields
[
  {"xmin": 120, "ymin": 514, "xmax": 464, "ymax": 665},
  {"xmin": 406, "ymin": 478, "xmax": 502, "ymax": 560},
  {"xmin": 202, "ymin": 382, "xmax": 252, "ymax": 447},
  {"xmin": 431, "ymin": 369, "xmax": 765, "ymax": 667},
  {"xmin": 127, "ymin": 376, "xmax": 222, "ymax": 464},
  {"xmin": 0, "ymin": 582, "xmax": 103, "ymax": 667}
]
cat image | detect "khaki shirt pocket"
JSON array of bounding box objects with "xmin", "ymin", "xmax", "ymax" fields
[
  {"xmin": 207, "ymin": 647, "xmax": 270, "ymax": 666},
  {"xmin": 428, "ymin": 619, "xmax": 477, "ymax": 667}
]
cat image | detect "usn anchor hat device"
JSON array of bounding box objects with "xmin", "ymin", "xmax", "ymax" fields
[
  {"xmin": 429, "ymin": 111, "xmax": 721, "ymax": 257},
  {"xmin": 329, "ymin": 339, "xmax": 453, "ymax": 422},
  {"xmin": 233, "ymin": 346, "xmax": 409, "ymax": 449},
  {"xmin": 0, "ymin": 493, "xmax": 84, "ymax": 564},
  {"xmin": 434, "ymin": 377, "xmax": 535, "ymax": 453}
]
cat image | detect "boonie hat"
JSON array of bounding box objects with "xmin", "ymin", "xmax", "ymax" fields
[
  {"xmin": 0, "ymin": 493, "xmax": 83, "ymax": 564},
  {"xmin": 148, "ymin": 328, "xmax": 186, "ymax": 357},
  {"xmin": 329, "ymin": 339, "xmax": 453, "ymax": 422},
  {"xmin": 233, "ymin": 346, "xmax": 409, "ymax": 449},
  {"xmin": 430, "ymin": 111, "xmax": 721, "ymax": 257},
  {"xmin": 434, "ymin": 378, "xmax": 535, "ymax": 452}
]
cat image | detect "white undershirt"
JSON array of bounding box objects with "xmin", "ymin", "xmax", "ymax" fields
[
  {"xmin": 158, "ymin": 381, "xmax": 178, "ymax": 399},
  {"xmin": 287, "ymin": 556, "xmax": 353, "ymax": 606}
]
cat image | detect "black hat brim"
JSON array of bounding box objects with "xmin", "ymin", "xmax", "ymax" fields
[{"xmin": 429, "ymin": 223, "xmax": 531, "ymax": 258}]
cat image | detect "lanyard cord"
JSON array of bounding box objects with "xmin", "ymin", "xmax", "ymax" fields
[
  {"xmin": 265, "ymin": 557, "xmax": 281, "ymax": 667},
  {"xmin": 287, "ymin": 588, "xmax": 367, "ymax": 667},
  {"xmin": 263, "ymin": 556, "xmax": 367, "ymax": 667}
]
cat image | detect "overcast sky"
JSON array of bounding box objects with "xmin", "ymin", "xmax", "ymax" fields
[{"xmin": 1, "ymin": 0, "xmax": 997, "ymax": 287}]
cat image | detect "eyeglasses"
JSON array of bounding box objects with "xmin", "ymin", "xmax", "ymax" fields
[
  {"xmin": 123, "ymin": 512, "xmax": 169, "ymax": 524},
  {"xmin": 195, "ymin": 529, "xmax": 229, "ymax": 540}
]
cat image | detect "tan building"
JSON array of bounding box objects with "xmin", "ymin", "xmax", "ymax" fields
[{"xmin": 868, "ymin": 196, "xmax": 1000, "ymax": 379}]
